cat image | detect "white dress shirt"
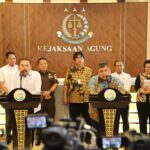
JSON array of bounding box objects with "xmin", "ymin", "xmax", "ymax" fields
[
  {"xmin": 111, "ymin": 72, "xmax": 131, "ymax": 93},
  {"xmin": 0, "ymin": 64, "xmax": 18, "ymax": 92},
  {"xmin": 11, "ymin": 70, "xmax": 42, "ymax": 113},
  {"xmin": 11, "ymin": 70, "xmax": 41, "ymax": 95}
]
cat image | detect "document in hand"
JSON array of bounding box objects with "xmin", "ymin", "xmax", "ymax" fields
[{"xmin": 143, "ymin": 79, "xmax": 150, "ymax": 89}]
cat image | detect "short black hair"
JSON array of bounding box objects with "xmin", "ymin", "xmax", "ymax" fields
[
  {"xmin": 37, "ymin": 57, "xmax": 48, "ymax": 64},
  {"xmin": 114, "ymin": 60, "xmax": 123, "ymax": 66},
  {"xmin": 98, "ymin": 62, "xmax": 109, "ymax": 68},
  {"xmin": 6, "ymin": 51, "xmax": 15, "ymax": 58},
  {"xmin": 144, "ymin": 60, "xmax": 150, "ymax": 68},
  {"xmin": 73, "ymin": 52, "xmax": 84, "ymax": 60},
  {"xmin": 18, "ymin": 58, "xmax": 31, "ymax": 65}
]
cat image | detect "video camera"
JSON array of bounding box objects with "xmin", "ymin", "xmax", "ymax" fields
[
  {"xmin": 99, "ymin": 130, "xmax": 150, "ymax": 150},
  {"xmin": 26, "ymin": 114, "xmax": 98, "ymax": 150},
  {"xmin": 26, "ymin": 114, "xmax": 150, "ymax": 150}
]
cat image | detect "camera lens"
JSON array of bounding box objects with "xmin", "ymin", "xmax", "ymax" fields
[{"xmin": 42, "ymin": 126, "xmax": 67, "ymax": 149}]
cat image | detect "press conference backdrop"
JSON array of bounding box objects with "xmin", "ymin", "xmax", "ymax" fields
[{"xmin": 0, "ymin": 2, "xmax": 147, "ymax": 77}]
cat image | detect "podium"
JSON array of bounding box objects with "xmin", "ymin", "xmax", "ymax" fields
[
  {"xmin": 0, "ymin": 88, "xmax": 41, "ymax": 150},
  {"xmin": 89, "ymin": 88, "xmax": 131, "ymax": 136}
]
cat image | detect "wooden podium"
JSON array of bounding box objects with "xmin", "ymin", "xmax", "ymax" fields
[
  {"xmin": 0, "ymin": 88, "xmax": 41, "ymax": 150},
  {"xmin": 89, "ymin": 88, "xmax": 131, "ymax": 136}
]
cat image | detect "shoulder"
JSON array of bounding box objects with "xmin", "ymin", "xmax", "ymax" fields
[
  {"xmin": 123, "ymin": 72, "xmax": 131, "ymax": 78},
  {"xmin": 0, "ymin": 65, "xmax": 8, "ymax": 71},
  {"xmin": 91, "ymin": 75, "xmax": 98, "ymax": 80},
  {"xmin": 111, "ymin": 72, "xmax": 117, "ymax": 77},
  {"xmin": 90, "ymin": 75, "xmax": 98, "ymax": 85},
  {"xmin": 84, "ymin": 66, "xmax": 93, "ymax": 74},
  {"xmin": 48, "ymin": 71, "xmax": 56, "ymax": 76},
  {"xmin": 111, "ymin": 75, "xmax": 122, "ymax": 83},
  {"xmin": 31, "ymin": 70, "xmax": 41, "ymax": 76},
  {"xmin": 84, "ymin": 66, "xmax": 92, "ymax": 71}
]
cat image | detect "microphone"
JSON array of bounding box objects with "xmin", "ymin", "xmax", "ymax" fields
[
  {"xmin": 19, "ymin": 69, "xmax": 27, "ymax": 88},
  {"xmin": 20, "ymin": 71, "xmax": 24, "ymax": 77},
  {"xmin": 106, "ymin": 75, "xmax": 112, "ymax": 88},
  {"xmin": 20, "ymin": 70, "xmax": 28, "ymax": 77},
  {"xmin": 20, "ymin": 71, "xmax": 23, "ymax": 88}
]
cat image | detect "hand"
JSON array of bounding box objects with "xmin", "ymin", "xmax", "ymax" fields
[
  {"xmin": 63, "ymin": 96, "xmax": 68, "ymax": 105},
  {"xmin": 141, "ymin": 87, "xmax": 150, "ymax": 94},
  {"xmin": 42, "ymin": 91, "xmax": 51, "ymax": 99}
]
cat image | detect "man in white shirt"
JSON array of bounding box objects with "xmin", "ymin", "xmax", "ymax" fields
[
  {"xmin": 0, "ymin": 52, "xmax": 18, "ymax": 94},
  {"xmin": 0, "ymin": 51, "xmax": 18, "ymax": 144},
  {"xmin": 111, "ymin": 60, "xmax": 131, "ymax": 132},
  {"xmin": 11, "ymin": 58, "xmax": 41, "ymax": 95}
]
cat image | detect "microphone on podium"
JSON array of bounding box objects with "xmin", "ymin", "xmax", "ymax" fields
[{"xmin": 19, "ymin": 70, "xmax": 26, "ymax": 88}]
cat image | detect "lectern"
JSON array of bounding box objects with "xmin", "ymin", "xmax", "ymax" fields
[
  {"xmin": 0, "ymin": 88, "xmax": 41, "ymax": 150},
  {"xmin": 89, "ymin": 88, "xmax": 131, "ymax": 136}
]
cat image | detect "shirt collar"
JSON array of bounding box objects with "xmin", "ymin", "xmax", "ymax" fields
[
  {"xmin": 114, "ymin": 72, "xmax": 124, "ymax": 76},
  {"xmin": 74, "ymin": 66, "xmax": 84, "ymax": 71},
  {"xmin": 7, "ymin": 64, "xmax": 17, "ymax": 69},
  {"xmin": 98, "ymin": 75, "xmax": 112, "ymax": 83}
]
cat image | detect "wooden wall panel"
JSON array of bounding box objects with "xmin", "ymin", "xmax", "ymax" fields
[
  {"xmin": 0, "ymin": 3, "xmax": 148, "ymax": 77},
  {"xmin": 125, "ymin": 2, "xmax": 147, "ymax": 76},
  {"xmin": 2, "ymin": 4, "xmax": 27, "ymax": 63},
  {"xmin": 0, "ymin": 4, "xmax": 4, "ymax": 66},
  {"xmin": 28, "ymin": 3, "xmax": 122, "ymax": 77}
]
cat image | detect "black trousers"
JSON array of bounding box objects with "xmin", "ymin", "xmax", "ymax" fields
[
  {"xmin": 39, "ymin": 98, "xmax": 55, "ymax": 119},
  {"xmin": 119, "ymin": 106, "xmax": 129, "ymax": 132},
  {"xmin": 137, "ymin": 102, "xmax": 150, "ymax": 135},
  {"xmin": 69, "ymin": 103, "xmax": 91, "ymax": 125},
  {"xmin": 36, "ymin": 99, "xmax": 55, "ymax": 143}
]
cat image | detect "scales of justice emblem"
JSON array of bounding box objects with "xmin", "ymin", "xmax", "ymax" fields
[{"xmin": 57, "ymin": 8, "xmax": 93, "ymax": 45}]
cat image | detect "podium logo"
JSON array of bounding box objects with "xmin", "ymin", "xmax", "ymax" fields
[
  {"xmin": 14, "ymin": 90, "xmax": 26, "ymax": 102},
  {"xmin": 57, "ymin": 8, "xmax": 93, "ymax": 45},
  {"xmin": 104, "ymin": 89, "xmax": 116, "ymax": 101}
]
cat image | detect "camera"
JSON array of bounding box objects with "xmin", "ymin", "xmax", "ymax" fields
[
  {"xmin": 26, "ymin": 114, "xmax": 98, "ymax": 150},
  {"xmin": 26, "ymin": 114, "xmax": 49, "ymax": 129},
  {"xmin": 26, "ymin": 114, "xmax": 150, "ymax": 150},
  {"xmin": 123, "ymin": 130, "xmax": 150, "ymax": 150},
  {"xmin": 99, "ymin": 130, "xmax": 150, "ymax": 150},
  {"xmin": 100, "ymin": 136, "xmax": 122, "ymax": 149}
]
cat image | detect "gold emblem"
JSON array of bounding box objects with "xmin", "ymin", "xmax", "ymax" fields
[
  {"xmin": 104, "ymin": 89, "xmax": 116, "ymax": 101},
  {"xmin": 14, "ymin": 90, "xmax": 26, "ymax": 102},
  {"xmin": 57, "ymin": 8, "xmax": 93, "ymax": 45}
]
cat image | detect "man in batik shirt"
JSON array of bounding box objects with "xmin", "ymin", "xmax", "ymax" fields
[
  {"xmin": 89, "ymin": 62, "xmax": 124, "ymax": 134},
  {"xmin": 63, "ymin": 52, "xmax": 92, "ymax": 125}
]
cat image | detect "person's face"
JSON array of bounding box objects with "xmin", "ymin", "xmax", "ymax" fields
[
  {"xmin": 6, "ymin": 54, "xmax": 16, "ymax": 66},
  {"xmin": 98, "ymin": 66, "xmax": 110, "ymax": 80},
  {"xmin": 115, "ymin": 61, "xmax": 124, "ymax": 74},
  {"xmin": 75, "ymin": 55, "xmax": 84, "ymax": 67},
  {"xmin": 144, "ymin": 63, "xmax": 150, "ymax": 74},
  {"xmin": 19, "ymin": 60, "xmax": 31, "ymax": 74},
  {"xmin": 38, "ymin": 59, "xmax": 48, "ymax": 72}
]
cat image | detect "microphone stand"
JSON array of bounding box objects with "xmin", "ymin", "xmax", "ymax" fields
[{"xmin": 20, "ymin": 73, "xmax": 23, "ymax": 88}]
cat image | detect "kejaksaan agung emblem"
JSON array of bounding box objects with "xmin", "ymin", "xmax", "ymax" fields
[{"xmin": 57, "ymin": 8, "xmax": 93, "ymax": 45}]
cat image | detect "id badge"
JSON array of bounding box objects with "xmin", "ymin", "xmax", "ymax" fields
[{"xmin": 78, "ymin": 79, "xmax": 81, "ymax": 84}]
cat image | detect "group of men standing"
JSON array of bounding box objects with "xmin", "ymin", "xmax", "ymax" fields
[
  {"xmin": 0, "ymin": 51, "xmax": 58, "ymax": 145},
  {"xmin": 0, "ymin": 51, "xmax": 132, "ymax": 145},
  {"xmin": 63, "ymin": 52, "xmax": 131, "ymax": 134}
]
